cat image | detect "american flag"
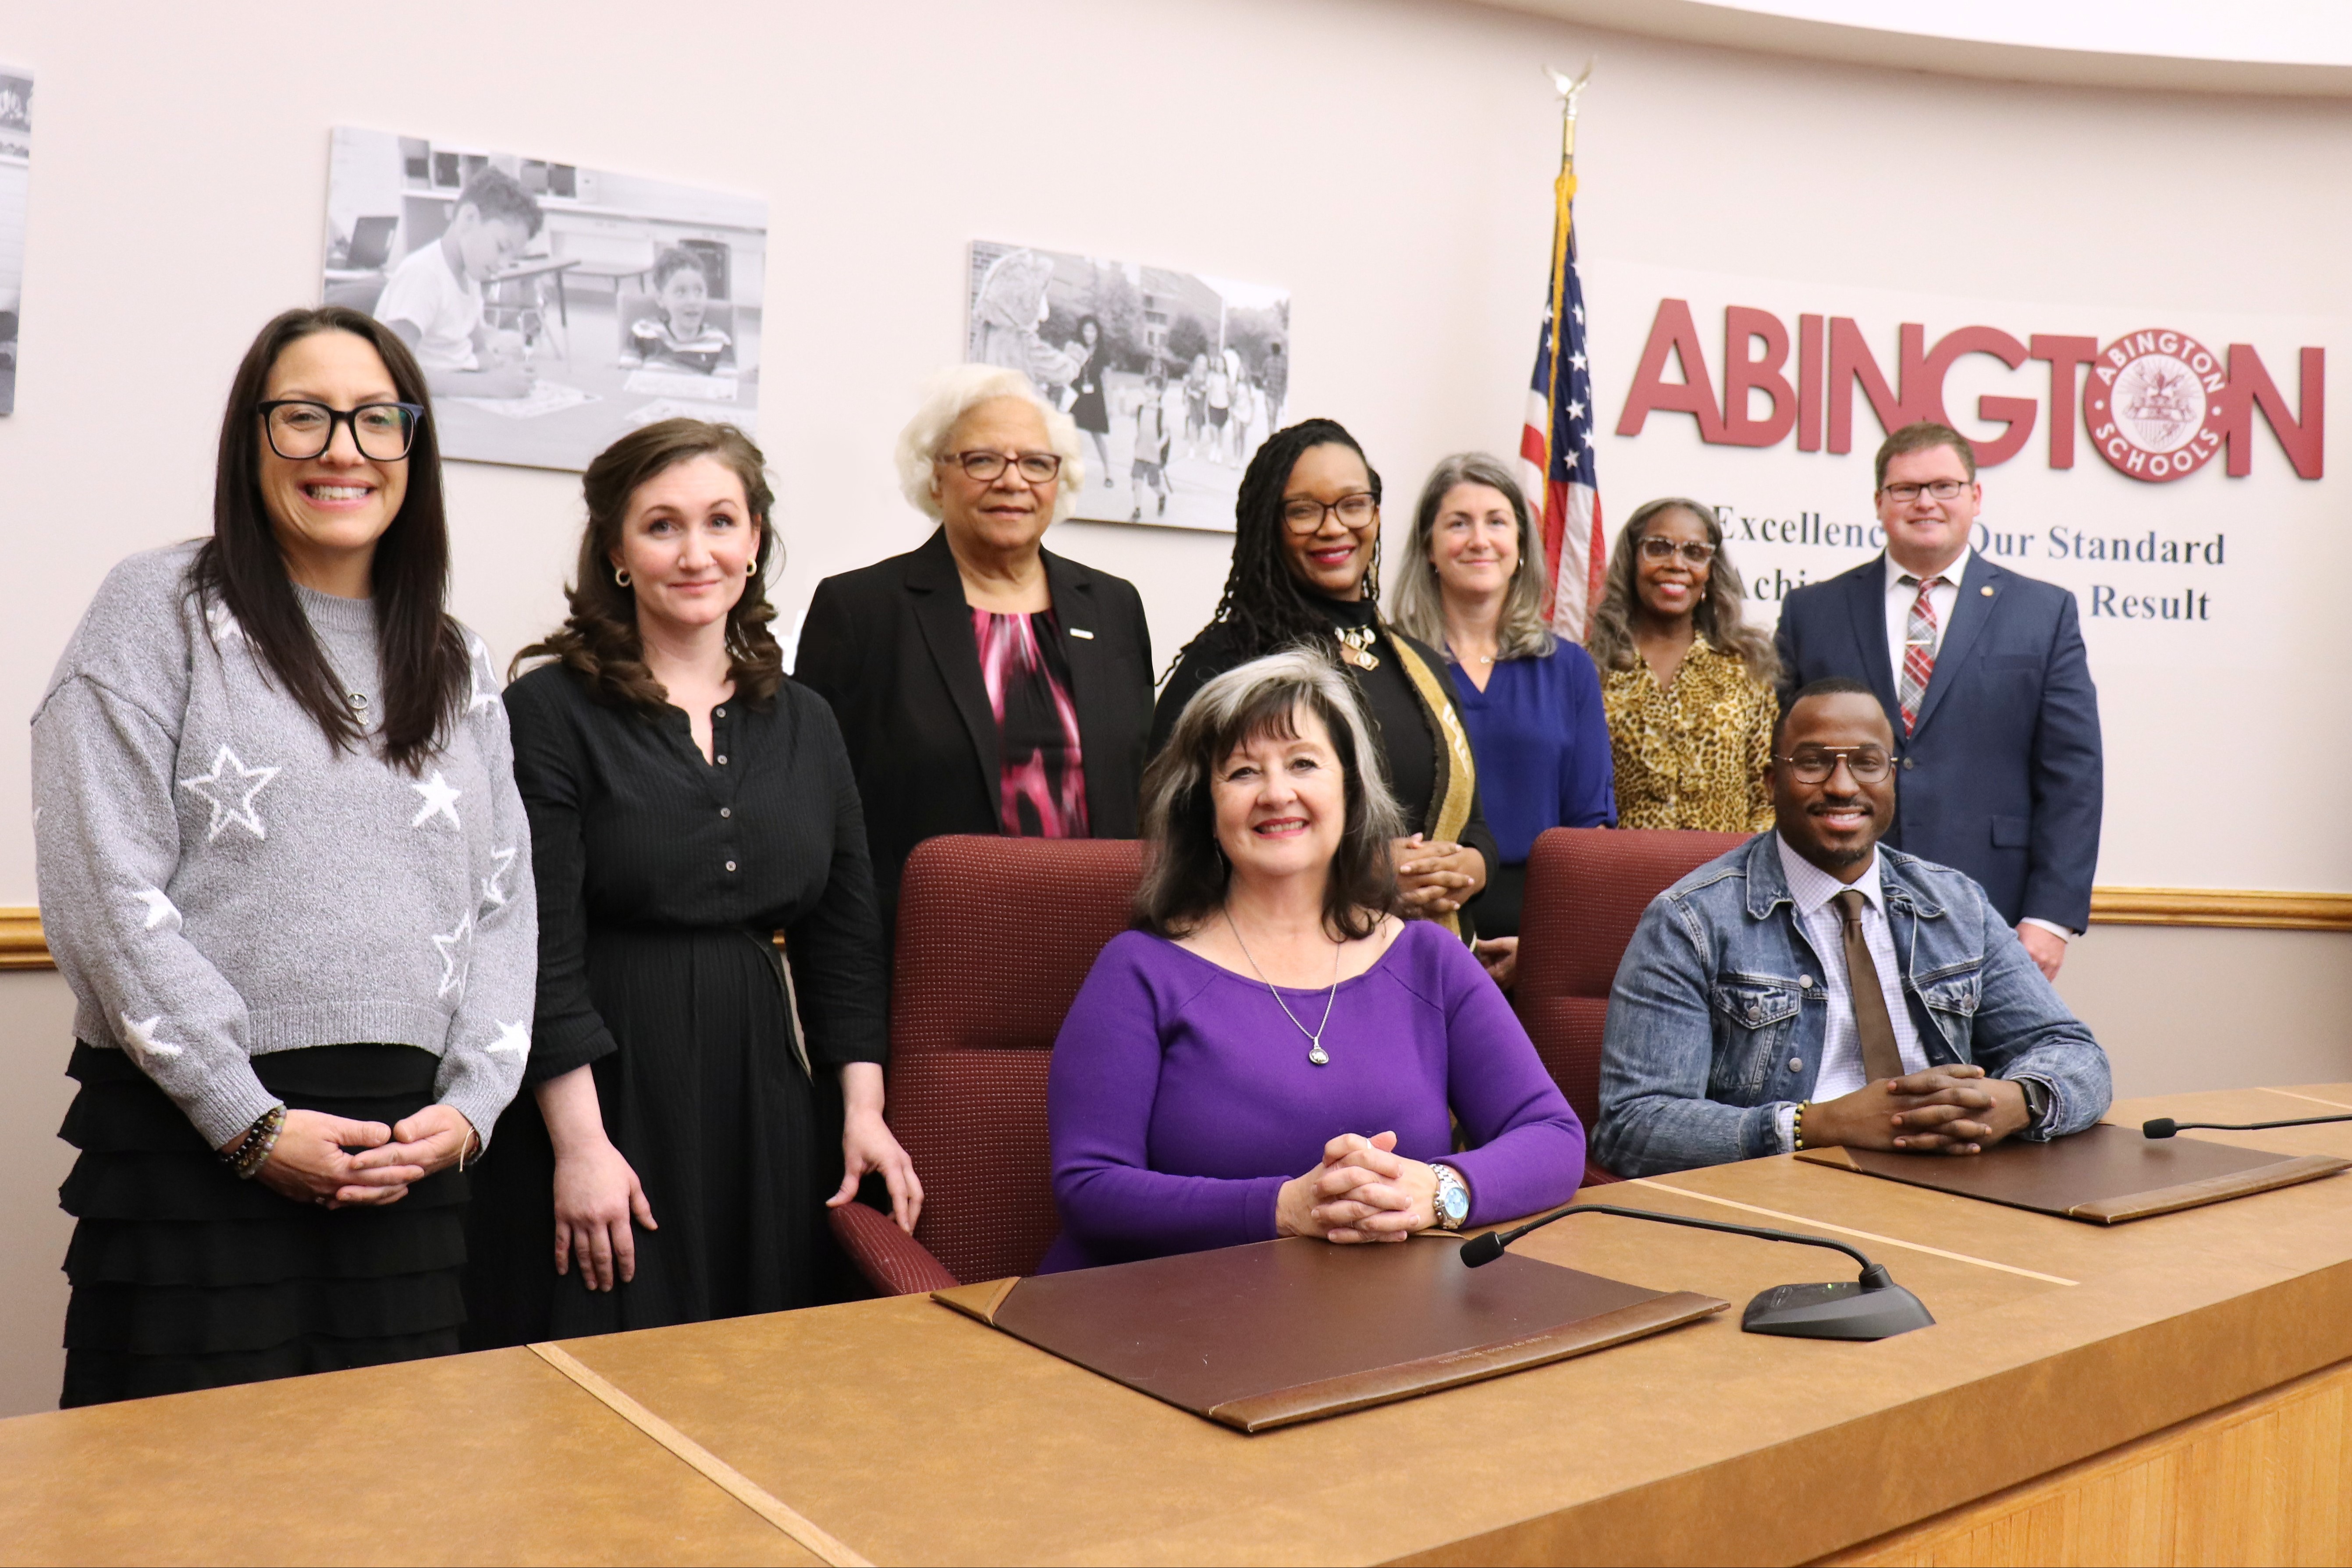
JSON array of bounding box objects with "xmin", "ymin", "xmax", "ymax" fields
[{"xmin": 1518, "ymin": 141, "xmax": 1603, "ymax": 640}]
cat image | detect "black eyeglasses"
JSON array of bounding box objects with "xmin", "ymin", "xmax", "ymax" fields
[
  {"xmin": 1283, "ymin": 493, "xmax": 1378, "ymax": 534},
  {"xmin": 258, "ymin": 401, "xmax": 424, "ymax": 462},
  {"xmin": 1879, "ymin": 479, "xmax": 1969, "ymax": 502},
  {"xmin": 945, "ymin": 450, "xmax": 1063, "ymax": 484},
  {"xmin": 1638, "ymin": 537, "xmax": 1715, "ymax": 566},
  {"xmin": 1779, "ymin": 746, "xmax": 1893, "ymax": 785}
]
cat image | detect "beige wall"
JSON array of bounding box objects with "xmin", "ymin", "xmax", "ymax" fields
[{"xmin": 1, "ymin": 0, "xmax": 2346, "ymax": 1415}]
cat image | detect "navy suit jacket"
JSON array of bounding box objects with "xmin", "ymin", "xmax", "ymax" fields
[{"xmin": 1773, "ymin": 554, "xmax": 2102, "ymax": 931}]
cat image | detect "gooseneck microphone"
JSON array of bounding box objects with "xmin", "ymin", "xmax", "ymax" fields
[
  {"xmin": 2144, "ymin": 1113, "xmax": 2352, "ymax": 1139},
  {"xmin": 1459, "ymin": 1202, "xmax": 1935, "ymax": 1340}
]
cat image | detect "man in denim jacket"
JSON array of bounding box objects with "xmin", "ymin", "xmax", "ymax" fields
[{"xmin": 1595, "ymin": 678, "xmax": 2110, "ymax": 1179}]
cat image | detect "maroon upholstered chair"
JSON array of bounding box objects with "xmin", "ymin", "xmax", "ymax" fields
[
  {"xmin": 828, "ymin": 834, "xmax": 1147, "ymax": 1295},
  {"xmin": 1513, "ymin": 827, "xmax": 1752, "ymax": 1185}
]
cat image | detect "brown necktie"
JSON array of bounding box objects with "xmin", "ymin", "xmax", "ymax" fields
[{"xmin": 1833, "ymin": 889, "xmax": 1906, "ymax": 1083}]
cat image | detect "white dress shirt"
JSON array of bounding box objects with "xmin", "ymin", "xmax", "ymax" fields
[
  {"xmin": 1774, "ymin": 834, "xmax": 1928, "ymax": 1152},
  {"xmin": 1881, "ymin": 549, "xmax": 2074, "ymax": 943}
]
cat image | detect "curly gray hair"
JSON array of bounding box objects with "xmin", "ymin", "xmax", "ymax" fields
[{"xmin": 892, "ymin": 364, "xmax": 1087, "ymax": 524}]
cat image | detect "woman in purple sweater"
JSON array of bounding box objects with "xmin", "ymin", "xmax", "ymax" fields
[{"xmin": 1043, "ymin": 649, "xmax": 1584, "ymax": 1271}]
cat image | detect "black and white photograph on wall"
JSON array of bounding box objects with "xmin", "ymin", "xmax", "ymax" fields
[
  {"xmin": 0, "ymin": 65, "xmax": 31, "ymax": 416},
  {"xmin": 967, "ymin": 241, "xmax": 1290, "ymax": 533},
  {"xmin": 323, "ymin": 127, "xmax": 767, "ymax": 472}
]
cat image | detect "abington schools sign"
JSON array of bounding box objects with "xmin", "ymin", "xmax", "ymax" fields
[{"xmin": 1614, "ymin": 300, "xmax": 2323, "ymax": 482}]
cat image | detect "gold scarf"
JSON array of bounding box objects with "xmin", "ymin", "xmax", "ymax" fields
[{"xmin": 1373, "ymin": 631, "xmax": 1478, "ymax": 937}]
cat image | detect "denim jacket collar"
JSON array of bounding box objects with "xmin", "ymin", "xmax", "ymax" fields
[{"xmin": 1740, "ymin": 830, "xmax": 1947, "ymax": 928}]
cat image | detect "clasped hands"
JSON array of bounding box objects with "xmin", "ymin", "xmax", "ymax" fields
[
  {"xmin": 231, "ymin": 1103, "xmax": 476, "ymax": 1210},
  {"xmin": 1394, "ymin": 833, "xmax": 1481, "ymax": 917},
  {"xmin": 1805, "ymin": 1064, "xmax": 2030, "ymax": 1156},
  {"xmin": 1275, "ymin": 1131, "xmax": 1440, "ymax": 1243}
]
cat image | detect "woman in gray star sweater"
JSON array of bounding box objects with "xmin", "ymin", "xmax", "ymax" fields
[{"xmin": 32, "ymin": 308, "xmax": 535, "ymax": 1406}]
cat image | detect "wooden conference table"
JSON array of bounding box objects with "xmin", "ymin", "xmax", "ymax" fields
[{"xmin": 6, "ymin": 1083, "xmax": 2352, "ymax": 1567}]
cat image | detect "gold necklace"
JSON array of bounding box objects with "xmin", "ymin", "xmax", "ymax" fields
[{"xmin": 1333, "ymin": 624, "xmax": 1380, "ymax": 670}]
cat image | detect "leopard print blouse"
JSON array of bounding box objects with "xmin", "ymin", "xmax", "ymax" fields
[{"xmin": 1599, "ymin": 637, "xmax": 1778, "ymax": 833}]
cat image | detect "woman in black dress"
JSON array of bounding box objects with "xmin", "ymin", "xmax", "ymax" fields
[
  {"xmin": 462, "ymin": 419, "xmax": 917, "ymax": 1342},
  {"xmin": 1153, "ymin": 419, "xmax": 1498, "ymax": 935},
  {"xmin": 1066, "ymin": 315, "xmax": 1114, "ymax": 485}
]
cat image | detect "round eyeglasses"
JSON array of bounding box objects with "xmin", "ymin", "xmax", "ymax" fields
[
  {"xmin": 259, "ymin": 401, "xmax": 424, "ymax": 462},
  {"xmin": 1779, "ymin": 747, "xmax": 1893, "ymax": 785},
  {"xmin": 945, "ymin": 450, "xmax": 1063, "ymax": 484},
  {"xmin": 1282, "ymin": 493, "xmax": 1377, "ymax": 534}
]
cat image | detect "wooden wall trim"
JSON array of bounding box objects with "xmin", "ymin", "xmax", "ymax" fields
[
  {"xmin": 0, "ymin": 887, "xmax": 2343, "ymax": 971},
  {"xmin": 2089, "ymin": 887, "xmax": 2352, "ymax": 932}
]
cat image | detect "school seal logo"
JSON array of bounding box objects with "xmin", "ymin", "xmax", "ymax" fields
[{"xmin": 2083, "ymin": 328, "xmax": 2228, "ymax": 483}]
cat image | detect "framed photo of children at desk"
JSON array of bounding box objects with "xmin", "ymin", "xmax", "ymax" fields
[
  {"xmin": 966, "ymin": 241, "xmax": 1291, "ymax": 535},
  {"xmin": 323, "ymin": 126, "xmax": 767, "ymax": 472}
]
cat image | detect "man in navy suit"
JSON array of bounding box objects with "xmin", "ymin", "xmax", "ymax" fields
[{"xmin": 1774, "ymin": 423, "xmax": 2102, "ymax": 979}]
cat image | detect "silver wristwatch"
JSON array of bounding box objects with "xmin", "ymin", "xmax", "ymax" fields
[{"xmin": 1432, "ymin": 1163, "xmax": 1471, "ymax": 1231}]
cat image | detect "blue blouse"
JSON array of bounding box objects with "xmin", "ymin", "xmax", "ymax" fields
[{"xmin": 1448, "ymin": 641, "xmax": 1617, "ymax": 862}]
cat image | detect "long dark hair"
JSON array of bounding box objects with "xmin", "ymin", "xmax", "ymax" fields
[
  {"xmin": 1585, "ymin": 497, "xmax": 1780, "ymax": 685},
  {"xmin": 1135, "ymin": 647, "xmax": 1406, "ymax": 941},
  {"xmin": 513, "ymin": 419, "xmax": 781, "ymax": 710},
  {"xmin": 1173, "ymin": 419, "xmax": 1384, "ymax": 672},
  {"xmin": 189, "ymin": 306, "xmax": 467, "ymax": 773}
]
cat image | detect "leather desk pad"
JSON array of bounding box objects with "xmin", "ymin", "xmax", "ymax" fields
[
  {"xmin": 934, "ymin": 1235, "xmax": 1725, "ymax": 1432},
  {"xmin": 1796, "ymin": 1121, "xmax": 2351, "ymax": 1222}
]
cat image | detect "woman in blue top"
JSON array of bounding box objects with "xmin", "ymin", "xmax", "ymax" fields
[{"xmin": 1389, "ymin": 454, "xmax": 1614, "ymax": 982}]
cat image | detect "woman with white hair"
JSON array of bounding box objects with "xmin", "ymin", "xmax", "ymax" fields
[
  {"xmin": 1042, "ymin": 650, "xmax": 1584, "ymax": 1271},
  {"xmin": 795, "ymin": 365, "xmax": 1155, "ymax": 937}
]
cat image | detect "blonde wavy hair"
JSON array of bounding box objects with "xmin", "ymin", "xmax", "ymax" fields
[{"xmin": 1386, "ymin": 453, "xmax": 1557, "ymax": 661}]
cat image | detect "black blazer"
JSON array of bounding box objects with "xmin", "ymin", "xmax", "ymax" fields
[
  {"xmin": 1773, "ymin": 552, "xmax": 2103, "ymax": 931},
  {"xmin": 794, "ymin": 526, "xmax": 1155, "ymax": 935}
]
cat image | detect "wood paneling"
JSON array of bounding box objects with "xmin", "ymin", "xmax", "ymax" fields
[{"xmin": 1819, "ymin": 1355, "xmax": 2352, "ymax": 1566}]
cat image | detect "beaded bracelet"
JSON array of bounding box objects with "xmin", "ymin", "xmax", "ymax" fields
[
  {"xmin": 1792, "ymin": 1101, "xmax": 1810, "ymax": 1152},
  {"xmin": 220, "ymin": 1103, "xmax": 287, "ymax": 1180}
]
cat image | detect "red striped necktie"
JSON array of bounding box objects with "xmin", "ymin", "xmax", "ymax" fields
[{"xmin": 1897, "ymin": 576, "xmax": 1943, "ymax": 736}]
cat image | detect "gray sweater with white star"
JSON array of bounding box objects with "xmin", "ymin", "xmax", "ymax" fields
[{"xmin": 31, "ymin": 543, "xmax": 536, "ymax": 1148}]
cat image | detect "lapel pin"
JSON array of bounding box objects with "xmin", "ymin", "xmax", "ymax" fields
[
  {"xmin": 1980, "ymin": 586, "xmax": 1995, "ymax": 596},
  {"xmin": 1069, "ymin": 627, "xmax": 1095, "ymax": 639}
]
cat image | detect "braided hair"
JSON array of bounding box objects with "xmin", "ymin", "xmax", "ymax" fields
[{"xmin": 1178, "ymin": 419, "xmax": 1385, "ymax": 668}]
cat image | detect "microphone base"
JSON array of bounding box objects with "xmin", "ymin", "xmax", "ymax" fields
[{"xmin": 1741, "ymin": 1281, "xmax": 1936, "ymax": 1340}]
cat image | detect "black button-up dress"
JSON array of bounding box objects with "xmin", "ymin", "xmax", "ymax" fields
[{"xmin": 461, "ymin": 664, "xmax": 886, "ymax": 1344}]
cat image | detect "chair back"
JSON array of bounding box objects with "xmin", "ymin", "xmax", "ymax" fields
[
  {"xmin": 888, "ymin": 835, "xmax": 1147, "ymax": 1285},
  {"xmin": 1514, "ymin": 828, "xmax": 1752, "ymax": 1139}
]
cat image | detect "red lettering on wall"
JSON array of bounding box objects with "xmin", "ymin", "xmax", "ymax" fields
[
  {"xmin": 1615, "ymin": 299, "xmax": 1725, "ymax": 440},
  {"xmin": 2028, "ymin": 335, "xmax": 2098, "ymax": 469},
  {"xmin": 1797, "ymin": 313, "xmax": 1824, "ymax": 452},
  {"xmin": 1721, "ymin": 306, "xmax": 1795, "ymax": 448},
  {"xmin": 1827, "ymin": 318, "xmax": 1924, "ymax": 454},
  {"xmin": 1917, "ymin": 327, "xmax": 2034, "ymax": 466},
  {"xmin": 2221, "ymin": 344, "xmax": 2324, "ymax": 479}
]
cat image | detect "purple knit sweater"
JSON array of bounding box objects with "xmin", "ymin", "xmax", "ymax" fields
[{"xmin": 1041, "ymin": 921, "xmax": 1585, "ymax": 1271}]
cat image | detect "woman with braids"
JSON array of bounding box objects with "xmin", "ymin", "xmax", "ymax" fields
[
  {"xmin": 1153, "ymin": 420, "xmax": 1497, "ymax": 930},
  {"xmin": 461, "ymin": 419, "xmax": 918, "ymax": 1347},
  {"xmin": 1586, "ymin": 497, "xmax": 1780, "ymax": 832}
]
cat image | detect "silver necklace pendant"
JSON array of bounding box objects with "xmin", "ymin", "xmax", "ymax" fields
[{"xmin": 1226, "ymin": 910, "xmax": 1342, "ymax": 1067}]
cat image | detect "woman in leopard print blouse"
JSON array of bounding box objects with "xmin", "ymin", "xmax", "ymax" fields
[{"xmin": 1585, "ymin": 498, "xmax": 1779, "ymax": 832}]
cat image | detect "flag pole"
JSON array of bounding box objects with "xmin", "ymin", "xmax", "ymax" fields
[{"xmin": 1543, "ymin": 62, "xmax": 1590, "ymax": 410}]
